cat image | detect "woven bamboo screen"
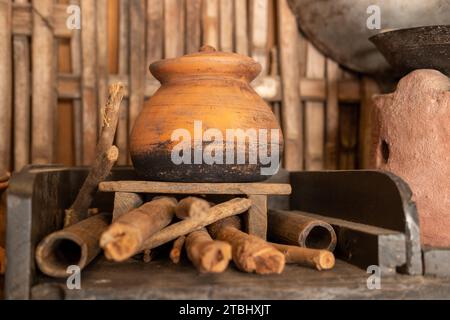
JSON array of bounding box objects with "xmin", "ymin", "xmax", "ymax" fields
[{"xmin": 0, "ymin": 0, "xmax": 379, "ymax": 174}]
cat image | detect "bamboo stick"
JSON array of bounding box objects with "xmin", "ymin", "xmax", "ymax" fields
[
  {"xmin": 208, "ymin": 216, "xmax": 285, "ymax": 274},
  {"xmin": 101, "ymin": 197, "xmax": 177, "ymax": 262},
  {"xmin": 32, "ymin": 0, "xmax": 55, "ymax": 165},
  {"xmin": 186, "ymin": 228, "xmax": 232, "ymax": 273},
  {"xmin": 147, "ymin": 0, "xmax": 163, "ymax": 66},
  {"xmin": 164, "ymin": 0, "xmax": 184, "ymax": 58},
  {"xmin": 36, "ymin": 213, "xmax": 111, "ymax": 278},
  {"xmin": 13, "ymin": 0, "xmax": 30, "ymax": 171},
  {"xmin": 80, "ymin": 0, "xmax": 98, "ymax": 164}
]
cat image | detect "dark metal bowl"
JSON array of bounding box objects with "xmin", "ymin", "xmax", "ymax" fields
[{"xmin": 370, "ymin": 25, "xmax": 450, "ymax": 76}]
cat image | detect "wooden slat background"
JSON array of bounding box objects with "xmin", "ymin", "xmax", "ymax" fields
[{"xmin": 0, "ymin": 0, "xmax": 380, "ymax": 174}]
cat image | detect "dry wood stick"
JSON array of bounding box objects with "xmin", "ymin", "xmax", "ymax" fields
[
  {"xmin": 36, "ymin": 213, "xmax": 111, "ymax": 278},
  {"xmin": 269, "ymin": 242, "xmax": 335, "ymax": 271},
  {"xmin": 175, "ymin": 197, "xmax": 211, "ymax": 220},
  {"xmin": 208, "ymin": 216, "xmax": 285, "ymax": 275},
  {"xmin": 141, "ymin": 198, "xmax": 252, "ymax": 251},
  {"xmin": 101, "ymin": 197, "xmax": 177, "ymax": 262},
  {"xmin": 112, "ymin": 192, "xmax": 143, "ymax": 221},
  {"xmin": 96, "ymin": 0, "xmax": 109, "ymax": 135},
  {"xmin": 64, "ymin": 83, "xmax": 125, "ymax": 226},
  {"xmin": 186, "ymin": 228, "xmax": 232, "ymax": 273},
  {"xmin": 169, "ymin": 235, "xmax": 186, "ymax": 264}
]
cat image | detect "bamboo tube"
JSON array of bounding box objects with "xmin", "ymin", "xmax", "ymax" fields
[
  {"xmin": 186, "ymin": 228, "xmax": 231, "ymax": 273},
  {"xmin": 268, "ymin": 210, "xmax": 337, "ymax": 251},
  {"xmin": 208, "ymin": 216, "xmax": 285, "ymax": 275},
  {"xmin": 175, "ymin": 197, "xmax": 211, "ymax": 220},
  {"xmin": 269, "ymin": 242, "xmax": 335, "ymax": 271},
  {"xmin": 169, "ymin": 235, "xmax": 186, "ymax": 264},
  {"xmin": 35, "ymin": 213, "xmax": 111, "ymax": 278},
  {"xmin": 141, "ymin": 198, "xmax": 252, "ymax": 251},
  {"xmin": 100, "ymin": 197, "xmax": 177, "ymax": 262}
]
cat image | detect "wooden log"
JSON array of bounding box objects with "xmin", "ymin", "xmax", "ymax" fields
[
  {"xmin": 269, "ymin": 242, "xmax": 335, "ymax": 270},
  {"xmin": 304, "ymin": 43, "xmax": 325, "ymax": 170},
  {"xmin": 268, "ymin": 210, "xmax": 337, "ymax": 251},
  {"xmin": 99, "ymin": 181, "xmax": 292, "ymax": 195},
  {"xmin": 234, "ymin": 0, "xmax": 248, "ymax": 56},
  {"xmin": 96, "ymin": 0, "xmax": 109, "ymax": 135},
  {"xmin": 208, "ymin": 216, "xmax": 285, "ymax": 274},
  {"xmin": 277, "ymin": 0, "xmax": 302, "ymax": 171},
  {"xmin": 142, "ymin": 198, "xmax": 252, "ymax": 251},
  {"xmin": 202, "ymin": 0, "xmax": 219, "ymax": 48},
  {"xmin": 12, "ymin": 0, "xmax": 29, "ymax": 171},
  {"xmin": 100, "ymin": 197, "xmax": 177, "ymax": 262},
  {"xmin": 117, "ymin": 0, "xmax": 130, "ymax": 165},
  {"xmin": 80, "ymin": 0, "xmax": 98, "ymax": 164},
  {"xmin": 325, "ymin": 59, "xmax": 340, "ymax": 169},
  {"xmin": 35, "ymin": 213, "xmax": 111, "ymax": 278},
  {"xmin": 175, "ymin": 197, "xmax": 211, "ymax": 220},
  {"xmin": 112, "ymin": 192, "xmax": 143, "ymax": 221},
  {"xmin": 129, "ymin": 0, "xmax": 146, "ymax": 134},
  {"xmin": 31, "ymin": 0, "xmax": 55, "ymax": 165},
  {"xmin": 185, "ymin": 0, "xmax": 201, "ymax": 53},
  {"xmin": 219, "ymin": 0, "xmax": 233, "ymax": 52},
  {"xmin": 169, "ymin": 235, "xmax": 186, "ymax": 264},
  {"xmin": 65, "ymin": 83, "xmax": 125, "ymax": 226},
  {"xmin": 186, "ymin": 228, "xmax": 232, "ymax": 273}
]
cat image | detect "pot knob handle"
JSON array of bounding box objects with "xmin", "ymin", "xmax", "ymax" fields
[{"xmin": 199, "ymin": 45, "xmax": 217, "ymax": 53}]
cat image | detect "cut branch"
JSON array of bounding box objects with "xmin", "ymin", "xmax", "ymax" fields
[
  {"xmin": 269, "ymin": 242, "xmax": 335, "ymax": 270},
  {"xmin": 175, "ymin": 197, "xmax": 211, "ymax": 220},
  {"xmin": 170, "ymin": 236, "xmax": 186, "ymax": 264}
]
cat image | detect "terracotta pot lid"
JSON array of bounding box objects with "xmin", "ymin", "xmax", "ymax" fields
[{"xmin": 150, "ymin": 45, "xmax": 262, "ymax": 83}]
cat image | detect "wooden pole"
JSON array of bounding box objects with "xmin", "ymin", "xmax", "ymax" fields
[
  {"xmin": 234, "ymin": 0, "xmax": 248, "ymax": 56},
  {"xmin": 96, "ymin": 0, "xmax": 109, "ymax": 135},
  {"xmin": 202, "ymin": 0, "xmax": 219, "ymax": 48},
  {"xmin": 270, "ymin": 242, "xmax": 335, "ymax": 270},
  {"xmin": 185, "ymin": 0, "xmax": 202, "ymax": 53},
  {"xmin": 325, "ymin": 59, "xmax": 340, "ymax": 169},
  {"xmin": 175, "ymin": 197, "xmax": 211, "ymax": 220},
  {"xmin": 219, "ymin": 0, "xmax": 233, "ymax": 52}
]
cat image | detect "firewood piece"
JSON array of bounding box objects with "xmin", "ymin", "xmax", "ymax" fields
[
  {"xmin": 175, "ymin": 197, "xmax": 211, "ymax": 220},
  {"xmin": 169, "ymin": 235, "xmax": 186, "ymax": 264},
  {"xmin": 112, "ymin": 192, "xmax": 143, "ymax": 221},
  {"xmin": 64, "ymin": 83, "xmax": 125, "ymax": 227},
  {"xmin": 0, "ymin": 245, "xmax": 5, "ymax": 274},
  {"xmin": 141, "ymin": 198, "xmax": 252, "ymax": 252},
  {"xmin": 35, "ymin": 213, "xmax": 111, "ymax": 278},
  {"xmin": 186, "ymin": 228, "xmax": 231, "ymax": 273},
  {"xmin": 100, "ymin": 197, "xmax": 177, "ymax": 262},
  {"xmin": 268, "ymin": 210, "xmax": 337, "ymax": 251},
  {"xmin": 269, "ymin": 242, "xmax": 335, "ymax": 271},
  {"xmin": 208, "ymin": 216, "xmax": 285, "ymax": 275}
]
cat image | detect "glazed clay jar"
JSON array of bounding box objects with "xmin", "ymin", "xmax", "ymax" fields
[{"xmin": 130, "ymin": 46, "xmax": 283, "ymax": 182}]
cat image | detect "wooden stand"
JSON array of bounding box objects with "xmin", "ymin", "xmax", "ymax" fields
[{"xmin": 99, "ymin": 181, "xmax": 292, "ymax": 239}]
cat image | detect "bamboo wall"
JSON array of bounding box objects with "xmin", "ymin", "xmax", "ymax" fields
[{"xmin": 0, "ymin": 0, "xmax": 379, "ymax": 174}]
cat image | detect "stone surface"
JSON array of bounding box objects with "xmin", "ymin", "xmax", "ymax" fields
[{"xmin": 371, "ymin": 69, "xmax": 450, "ymax": 247}]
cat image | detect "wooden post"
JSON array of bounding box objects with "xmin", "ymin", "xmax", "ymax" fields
[
  {"xmin": 325, "ymin": 59, "xmax": 340, "ymax": 169},
  {"xmin": 277, "ymin": 0, "xmax": 303, "ymax": 171},
  {"xmin": 185, "ymin": 0, "xmax": 202, "ymax": 53},
  {"xmin": 81, "ymin": 0, "xmax": 98, "ymax": 164},
  {"xmin": 245, "ymin": 194, "xmax": 267, "ymax": 239},
  {"xmin": 250, "ymin": 0, "xmax": 268, "ymax": 75},
  {"xmin": 147, "ymin": 0, "xmax": 163, "ymax": 66},
  {"xmin": 32, "ymin": 0, "xmax": 56, "ymax": 165},
  {"xmin": 164, "ymin": 0, "xmax": 184, "ymax": 58},
  {"xmin": 12, "ymin": 0, "xmax": 30, "ymax": 171},
  {"xmin": 304, "ymin": 43, "xmax": 325, "ymax": 170},
  {"xmin": 219, "ymin": 0, "xmax": 233, "ymax": 52},
  {"xmin": 96, "ymin": 0, "xmax": 109, "ymax": 135},
  {"xmin": 234, "ymin": 0, "xmax": 248, "ymax": 56},
  {"xmin": 202, "ymin": 0, "xmax": 219, "ymax": 48}
]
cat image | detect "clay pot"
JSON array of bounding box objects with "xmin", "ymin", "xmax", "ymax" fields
[{"xmin": 130, "ymin": 46, "xmax": 283, "ymax": 182}]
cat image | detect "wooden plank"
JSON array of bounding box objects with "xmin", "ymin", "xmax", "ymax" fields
[
  {"xmin": 219, "ymin": 0, "xmax": 233, "ymax": 52},
  {"xmin": 277, "ymin": 0, "xmax": 302, "ymax": 171},
  {"xmin": 164, "ymin": 0, "xmax": 184, "ymax": 58},
  {"xmin": 117, "ymin": 0, "xmax": 130, "ymax": 165},
  {"xmin": 129, "ymin": 0, "xmax": 146, "ymax": 135},
  {"xmin": 250, "ymin": 0, "xmax": 268, "ymax": 74},
  {"xmin": 185, "ymin": 0, "xmax": 202, "ymax": 54},
  {"xmin": 359, "ymin": 76, "xmax": 379, "ymax": 169},
  {"xmin": 234, "ymin": 0, "xmax": 248, "ymax": 55},
  {"xmin": 99, "ymin": 181, "xmax": 292, "ymax": 195},
  {"xmin": 31, "ymin": 0, "xmax": 55, "ymax": 164},
  {"xmin": 96, "ymin": 0, "xmax": 109, "ymax": 134},
  {"xmin": 325, "ymin": 59, "xmax": 340, "ymax": 169},
  {"xmin": 12, "ymin": 0, "xmax": 29, "ymax": 171},
  {"xmin": 202, "ymin": 0, "xmax": 219, "ymax": 48},
  {"xmin": 70, "ymin": 0, "xmax": 82, "ymax": 165},
  {"xmin": 246, "ymin": 194, "xmax": 268, "ymax": 239},
  {"xmin": 0, "ymin": 0, "xmax": 12, "ymax": 172},
  {"xmin": 80, "ymin": 0, "xmax": 98, "ymax": 164},
  {"xmin": 304, "ymin": 43, "xmax": 325, "ymax": 171}
]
